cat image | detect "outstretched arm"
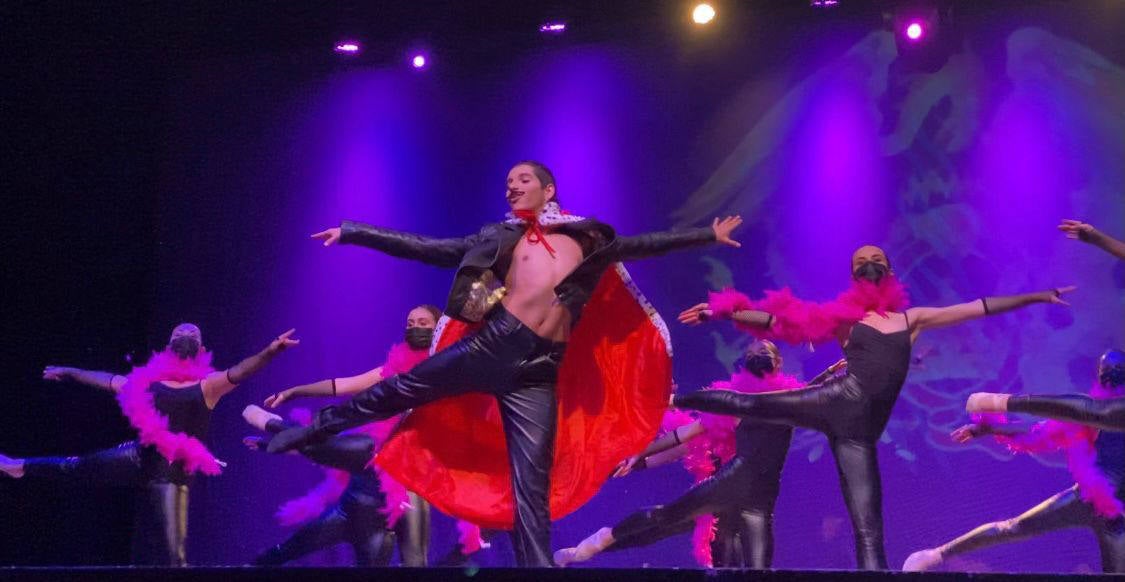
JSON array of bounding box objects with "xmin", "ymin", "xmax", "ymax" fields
[
  {"xmin": 202, "ymin": 329, "xmax": 299, "ymax": 407},
  {"xmin": 906, "ymin": 287, "xmax": 1074, "ymax": 337},
  {"xmin": 950, "ymin": 422, "xmax": 1030, "ymax": 443},
  {"xmin": 1059, "ymin": 219, "xmax": 1125, "ymax": 261},
  {"xmin": 312, "ymin": 221, "xmax": 478, "ymax": 268},
  {"xmin": 1009, "ymin": 394, "xmax": 1125, "ymax": 432},
  {"xmin": 264, "ymin": 366, "xmax": 385, "ymax": 408},
  {"xmin": 613, "ymin": 216, "xmax": 741, "ymax": 262},
  {"xmin": 42, "ymin": 366, "xmax": 127, "ymax": 393},
  {"xmin": 613, "ymin": 420, "xmax": 704, "ymax": 477}
]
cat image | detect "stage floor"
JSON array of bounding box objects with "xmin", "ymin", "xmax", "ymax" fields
[{"xmin": 1, "ymin": 567, "xmax": 1120, "ymax": 581}]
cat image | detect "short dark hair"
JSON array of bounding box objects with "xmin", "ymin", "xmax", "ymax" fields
[
  {"xmin": 415, "ymin": 304, "xmax": 442, "ymax": 321},
  {"xmin": 515, "ymin": 160, "xmax": 559, "ymax": 204}
]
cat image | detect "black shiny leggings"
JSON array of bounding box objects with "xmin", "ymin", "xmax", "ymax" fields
[
  {"xmin": 276, "ymin": 305, "xmax": 564, "ymax": 566},
  {"xmin": 22, "ymin": 441, "xmax": 188, "ymax": 566},
  {"xmin": 938, "ymin": 485, "xmax": 1125, "ymax": 573},
  {"xmin": 255, "ymin": 422, "xmax": 431, "ymax": 566},
  {"xmin": 674, "ymin": 376, "xmax": 888, "ymax": 569},
  {"xmin": 608, "ymin": 457, "xmax": 779, "ymax": 568},
  {"xmin": 1010, "ymin": 395, "xmax": 1125, "ymax": 431}
]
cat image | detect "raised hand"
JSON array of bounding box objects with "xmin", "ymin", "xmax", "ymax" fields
[
  {"xmin": 1058, "ymin": 219, "xmax": 1096, "ymax": 242},
  {"xmin": 1043, "ymin": 286, "xmax": 1077, "ymax": 306},
  {"xmin": 311, "ymin": 227, "xmax": 342, "ymax": 247},
  {"xmin": 269, "ymin": 329, "xmax": 300, "ymax": 353},
  {"xmin": 42, "ymin": 366, "xmax": 74, "ymax": 382},
  {"xmin": 677, "ymin": 302, "xmax": 713, "ymax": 325},
  {"xmin": 264, "ymin": 388, "xmax": 296, "ymax": 409},
  {"xmin": 950, "ymin": 424, "xmax": 987, "ymax": 444},
  {"xmin": 711, "ymin": 216, "xmax": 743, "ymax": 248},
  {"xmin": 612, "ymin": 455, "xmax": 644, "ymax": 478}
]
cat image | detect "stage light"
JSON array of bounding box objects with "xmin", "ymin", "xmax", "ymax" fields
[
  {"xmin": 411, "ymin": 54, "xmax": 428, "ymax": 69},
  {"xmin": 539, "ymin": 21, "xmax": 567, "ymax": 34},
  {"xmin": 692, "ymin": 3, "xmax": 716, "ymax": 25},
  {"xmin": 334, "ymin": 42, "xmax": 360, "ymax": 54},
  {"xmin": 905, "ymin": 21, "xmax": 924, "ymax": 40},
  {"xmin": 810, "ymin": 0, "xmax": 839, "ymax": 6}
]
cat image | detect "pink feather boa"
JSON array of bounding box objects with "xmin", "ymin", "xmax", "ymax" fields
[
  {"xmin": 663, "ymin": 370, "xmax": 804, "ymax": 567},
  {"xmin": 275, "ymin": 342, "xmax": 429, "ymax": 528},
  {"xmin": 709, "ymin": 278, "xmax": 910, "ymax": 344},
  {"xmin": 116, "ymin": 348, "xmax": 221, "ymax": 476},
  {"xmin": 974, "ymin": 381, "xmax": 1125, "ymax": 518}
]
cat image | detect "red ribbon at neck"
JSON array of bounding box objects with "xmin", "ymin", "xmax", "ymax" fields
[{"xmin": 514, "ymin": 209, "xmax": 557, "ymax": 258}]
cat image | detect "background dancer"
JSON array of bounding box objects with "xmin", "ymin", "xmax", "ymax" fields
[
  {"xmin": 673, "ymin": 245, "xmax": 1072, "ymax": 569},
  {"xmin": 260, "ymin": 304, "xmax": 442, "ymax": 566},
  {"xmin": 905, "ymin": 349, "xmax": 1125, "ymax": 573},
  {"xmin": 556, "ymin": 340, "xmax": 836, "ymax": 568},
  {"xmin": 0, "ymin": 324, "xmax": 297, "ymax": 565}
]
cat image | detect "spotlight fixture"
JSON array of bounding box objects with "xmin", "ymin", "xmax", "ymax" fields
[
  {"xmin": 411, "ymin": 54, "xmax": 428, "ymax": 69},
  {"xmin": 334, "ymin": 42, "xmax": 360, "ymax": 54},
  {"xmin": 692, "ymin": 3, "xmax": 716, "ymax": 25},
  {"xmin": 539, "ymin": 21, "xmax": 567, "ymax": 34}
]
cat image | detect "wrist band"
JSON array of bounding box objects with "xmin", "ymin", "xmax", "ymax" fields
[
  {"xmin": 226, "ymin": 369, "xmax": 237, "ymax": 385},
  {"xmin": 766, "ymin": 314, "xmax": 775, "ymax": 328},
  {"xmin": 331, "ymin": 378, "xmax": 337, "ymax": 396},
  {"xmin": 980, "ymin": 297, "xmax": 991, "ymax": 315},
  {"xmin": 672, "ymin": 427, "xmax": 682, "ymax": 445}
]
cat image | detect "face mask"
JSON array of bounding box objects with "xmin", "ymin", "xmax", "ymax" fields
[
  {"xmin": 743, "ymin": 354, "xmax": 776, "ymax": 377},
  {"xmin": 170, "ymin": 336, "xmax": 201, "ymax": 359},
  {"xmin": 853, "ymin": 262, "xmax": 889, "ymax": 285},
  {"xmin": 1100, "ymin": 366, "xmax": 1125, "ymax": 388},
  {"xmin": 405, "ymin": 327, "xmax": 434, "ymax": 350}
]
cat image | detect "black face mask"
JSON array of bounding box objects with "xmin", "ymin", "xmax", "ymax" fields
[
  {"xmin": 1100, "ymin": 366, "xmax": 1125, "ymax": 388},
  {"xmin": 170, "ymin": 336, "xmax": 201, "ymax": 359},
  {"xmin": 743, "ymin": 354, "xmax": 776, "ymax": 377},
  {"xmin": 854, "ymin": 262, "xmax": 889, "ymax": 285},
  {"xmin": 405, "ymin": 327, "xmax": 434, "ymax": 350}
]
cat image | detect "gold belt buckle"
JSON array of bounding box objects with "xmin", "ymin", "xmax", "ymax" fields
[{"xmin": 460, "ymin": 270, "xmax": 507, "ymax": 322}]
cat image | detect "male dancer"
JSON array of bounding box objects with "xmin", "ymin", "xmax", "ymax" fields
[{"xmin": 268, "ymin": 161, "xmax": 742, "ymax": 565}]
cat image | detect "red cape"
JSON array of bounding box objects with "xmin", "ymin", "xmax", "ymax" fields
[{"xmin": 374, "ymin": 264, "xmax": 673, "ymax": 529}]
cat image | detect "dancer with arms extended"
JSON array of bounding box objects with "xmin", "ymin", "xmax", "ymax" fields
[
  {"xmin": 673, "ymin": 245, "xmax": 1072, "ymax": 569},
  {"xmin": 244, "ymin": 305, "xmax": 442, "ymax": 566},
  {"xmin": 267, "ymin": 161, "xmax": 742, "ymax": 566},
  {"xmin": 0, "ymin": 324, "xmax": 297, "ymax": 565}
]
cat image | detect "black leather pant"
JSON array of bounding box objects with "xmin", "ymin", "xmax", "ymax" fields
[
  {"xmin": 938, "ymin": 485, "xmax": 1125, "ymax": 573},
  {"xmin": 1010, "ymin": 395, "xmax": 1125, "ymax": 431},
  {"xmin": 674, "ymin": 376, "xmax": 888, "ymax": 569},
  {"xmin": 22, "ymin": 441, "xmax": 189, "ymax": 566},
  {"xmin": 609, "ymin": 456, "xmax": 780, "ymax": 568},
  {"xmin": 255, "ymin": 421, "xmax": 431, "ymax": 566},
  {"xmin": 270, "ymin": 305, "xmax": 565, "ymax": 567}
]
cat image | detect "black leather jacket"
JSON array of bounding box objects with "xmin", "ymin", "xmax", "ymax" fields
[{"xmin": 340, "ymin": 218, "xmax": 716, "ymax": 322}]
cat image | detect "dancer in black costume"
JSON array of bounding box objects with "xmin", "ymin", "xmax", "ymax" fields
[
  {"xmin": 905, "ymin": 349, "xmax": 1125, "ymax": 573},
  {"xmin": 0, "ymin": 324, "xmax": 297, "ymax": 565},
  {"xmin": 673, "ymin": 245, "xmax": 1072, "ymax": 569},
  {"xmin": 555, "ymin": 340, "xmax": 837, "ymax": 568},
  {"xmin": 243, "ymin": 406, "xmax": 395, "ymax": 566}
]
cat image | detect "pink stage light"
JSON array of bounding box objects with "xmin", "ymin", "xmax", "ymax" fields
[
  {"xmin": 905, "ymin": 21, "xmax": 924, "ymax": 41},
  {"xmin": 334, "ymin": 42, "xmax": 361, "ymax": 54}
]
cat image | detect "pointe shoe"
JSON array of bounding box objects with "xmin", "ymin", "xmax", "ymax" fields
[
  {"xmin": 553, "ymin": 547, "xmax": 581, "ymax": 567},
  {"xmin": 0, "ymin": 453, "xmax": 25, "ymax": 478},
  {"xmin": 242, "ymin": 404, "xmax": 282, "ymax": 431},
  {"xmin": 902, "ymin": 548, "xmax": 943, "ymax": 572},
  {"xmin": 966, "ymin": 392, "xmax": 1010, "ymax": 414},
  {"xmin": 554, "ymin": 527, "xmax": 615, "ymax": 567}
]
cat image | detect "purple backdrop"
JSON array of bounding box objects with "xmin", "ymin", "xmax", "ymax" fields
[{"xmin": 146, "ymin": 5, "xmax": 1124, "ymax": 572}]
